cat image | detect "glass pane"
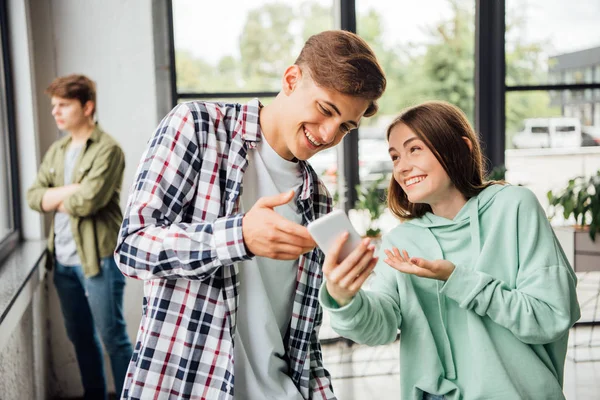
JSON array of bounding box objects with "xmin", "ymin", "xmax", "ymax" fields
[
  {"xmin": 357, "ymin": 0, "xmax": 475, "ymax": 125},
  {"xmin": 505, "ymin": 90, "xmax": 600, "ymax": 212},
  {"xmin": 355, "ymin": 0, "xmax": 475, "ymax": 203},
  {"xmin": 506, "ymin": 90, "xmax": 600, "ymax": 150},
  {"xmin": 0, "ymin": 31, "xmax": 12, "ymax": 242},
  {"xmin": 505, "ymin": 0, "xmax": 600, "ymax": 86},
  {"xmin": 172, "ymin": 0, "xmax": 334, "ymax": 94},
  {"xmin": 507, "ymin": 91, "xmax": 566, "ymax": 149},
  {"xmin": 0, "ymin": 123, "xmax": 11, "ymax": 242}
]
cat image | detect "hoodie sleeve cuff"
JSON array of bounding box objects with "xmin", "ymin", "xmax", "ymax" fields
[{"xmin": 319, "ymin": 281, "xmax": 364, "ymax": 319}]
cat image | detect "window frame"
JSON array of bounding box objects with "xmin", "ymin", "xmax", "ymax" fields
[
  {"xmin": 0, "ymin": 0, "xmax": 22, "ymax": 264},
  {"xmin": 168, "ymin": 0, "xmax": 491, "ymax": 211},
  {"xmin": 501, "ymin": 1, "xmax": 600, "ymax": 154}
]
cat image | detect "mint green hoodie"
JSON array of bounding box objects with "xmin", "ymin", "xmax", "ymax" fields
[{"xmin": 321, "ymin": 185, "xmax": 580, "ymax": 400}]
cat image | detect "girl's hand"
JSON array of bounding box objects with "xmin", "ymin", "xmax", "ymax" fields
[
  {"xmin": 383, "ymin": 248, "xmax": 455, "ymax": 281},
  {"xmin": 323, "ymin": 233, "xmax": 379, "ymax": 307}
]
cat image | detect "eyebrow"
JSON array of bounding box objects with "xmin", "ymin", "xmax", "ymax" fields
[
  {"xmin": 388, "ymin": 137, "xmax": 420, "ymax": 153},
  {"xmin": 323, "ymin": 101, "xmax": 358, "ymax": 128}
]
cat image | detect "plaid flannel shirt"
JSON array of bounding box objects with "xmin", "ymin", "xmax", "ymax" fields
[{"xmin": 115, "ymin": 99, "xmax": 336, "ymax": 399}]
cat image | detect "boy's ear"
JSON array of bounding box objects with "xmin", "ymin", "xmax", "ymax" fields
[
  {"xmin": 83, "ymin": 100, "xmax": 95, "ymax": 118},
  {"xmin": 282, "ymin": 65, "xmax": 302, "ymax": 96}
]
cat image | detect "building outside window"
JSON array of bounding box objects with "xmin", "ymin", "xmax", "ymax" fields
[{"xmin": 504, "ymin": 0, "xmax": 600, "ymax": 213}]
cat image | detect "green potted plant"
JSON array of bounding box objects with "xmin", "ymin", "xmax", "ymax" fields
[
  {"xmin": 547, "ymin": 171, "xmax": 600, "ymax": 242},
  {"xmin": 547, "ymin": 170, "xmax": 600, "ymax": 273},
  {"xmin": 486, "ymin": 164, "xmax": 507, "ymax": 181},
  {"xmin": 354, "ymin": 175, "xmax": 387, "ymax": 238}
]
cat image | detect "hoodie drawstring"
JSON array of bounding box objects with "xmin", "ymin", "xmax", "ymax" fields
[
  {"xmin": 427, "ymin": 228, "xmax": 457, "ymax": 380},
  {"xmin": 430, "ymin": 197, "xmax": 481, "ymax": 380},
  {"xmin": 435, "ymin": 277, "xmax": 456, "ymax": 379},
  {"xmin": 470, "ymin": 197, "xmax": 481, "ymax": 257}
]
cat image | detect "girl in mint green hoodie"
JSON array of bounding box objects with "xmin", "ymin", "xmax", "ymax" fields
[{"xmin": 320, "ymin": 101, "xmax": 581, "ymax": 400}]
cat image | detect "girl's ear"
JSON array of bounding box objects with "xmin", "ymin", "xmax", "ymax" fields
[{"xmin": 462, "ymin": 136, "xmax": 473, "ymax": 152}]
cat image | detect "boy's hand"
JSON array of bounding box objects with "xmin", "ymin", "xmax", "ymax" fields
[
  {"xmin": 242, "ymin": 190, "xmax": 316, "ymax": 260},
  {"xmin": 323, "ymin": 233, "xmax": 378, "ymax": 307},
  {"xmin": 383, "ymin": 248, "xmax": 455, "ymax": 281}
]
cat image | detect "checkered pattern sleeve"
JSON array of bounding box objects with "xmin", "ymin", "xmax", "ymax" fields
[
  {"xmin": 308, "ymin": 178, "xmax": 336, "ymax": 399},
  {"xmin": 115, "ymin": 103, "xmax": 252, "ymax": 280}
]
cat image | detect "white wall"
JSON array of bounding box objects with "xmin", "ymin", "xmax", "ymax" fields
[
  {"xmin": 0, "ymin": 291, "xmax": 47, "ymax": 400},
  {"xmin": 48, "ymin": 0, "xmax": 167, "ymax": 201},
  {"xmin": 506, "ymin": 147, "xmax": 600, "ymax": 211},
  {"xmin": 11, "ymin": 0, "xmax": 172, "ymax": 396}
]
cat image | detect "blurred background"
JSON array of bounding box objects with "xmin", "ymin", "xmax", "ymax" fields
[{"xmin": 0, "ymin": 0, "xmax": 599, "ymax": 399}]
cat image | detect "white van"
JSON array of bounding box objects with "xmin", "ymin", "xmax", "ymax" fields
[{"xmin": 512, "ymin": 117, "xmax": 581, "ymax": 149}]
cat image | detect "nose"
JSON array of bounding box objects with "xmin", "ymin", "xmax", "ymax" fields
[
  {"xmin": 51, "ymin": 106, "xmax": 59, "ymax": 117},
  {"xmin": 395, "ymin": 157, "xmax": 411, "ymax": 175},
  {"xmin": 318, "ymin": 121, "xmax": 338, "ymax": 145}
]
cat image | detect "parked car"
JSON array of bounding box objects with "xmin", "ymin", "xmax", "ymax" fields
[
  {"xmin": 512, "ymin": 117, "xmax": 582, "ymax": 149},
  {"xmin": 582, "ymin": 125, "xmax": 600, "ymax": 146}
]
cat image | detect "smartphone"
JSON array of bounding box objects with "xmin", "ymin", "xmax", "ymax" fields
[{"xmin": 307, "ymin": 209, "xmax": 363, "ymax": 262}]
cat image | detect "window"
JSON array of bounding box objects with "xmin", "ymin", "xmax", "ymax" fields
[
  {"xmin": 0, "ymin": 0, "xmax": 20, "ymax": 262},
  {"xmin": 506, "ymin": 0, "xmax": 600, "ymax": 86},
  {"xmin": 356, "ymin": 0, "xmax": 475, "ymax": 196},
  {"xmin": 532, "ymin": 126, "xmax": 550, "ymax": 134},
  {"xmin": 504, "ymin": 0, "xmax": 600, "ymax": 210},
  {"xmin": 169, "ymin": 1, "xmax": 493, "ymax": 212},
  {"xmin": 0, "ymin": 96, "xmax": 11, "ymax": 241},
  {"xmin": 172, "ymin": 0, "xmax": 336, "ymax": 193},
  {"xmin": 172, "ymin": 0, "xmax": 334, "ymax": 96},
  {"xmin": 555, "ymin": 125, "xmax": 576, "ymax": 133},
  {"xmin": 505, "ymin": 0, "xmax": 600, "ymax": 150}
]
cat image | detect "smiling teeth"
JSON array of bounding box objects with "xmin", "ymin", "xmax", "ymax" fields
[
  {"xmin": 406, "ymin": 176, "xmax": 425, "ymax": 186},
  {"xmin": 304, "ymin": 129, "xmax": 322, "ymax": 147}
]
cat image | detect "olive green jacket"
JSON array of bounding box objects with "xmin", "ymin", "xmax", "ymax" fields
[{"xmin": 27, "ymin": 125, "xmax": 125, "ymax": 277}]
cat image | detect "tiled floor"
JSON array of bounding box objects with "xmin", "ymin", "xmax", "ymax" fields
[
  {"xmin": 322, "ymin": 331, "xmax": 600, "ymax": 400},
  {"xmin": 54, "ymin": 272, "xmax": 600, "ymax": 399},
  {"xmin": 321, "ymin": 272, "xmax": 600, "ymax": 400}
]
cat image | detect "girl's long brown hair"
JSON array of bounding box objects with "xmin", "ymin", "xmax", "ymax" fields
[{"xmin": 387, "ymin": 101, "xmax": 497, "ymax": 220}]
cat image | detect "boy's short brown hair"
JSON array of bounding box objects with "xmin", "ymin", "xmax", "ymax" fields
[
  {"xmin": 295, "ymin": 30, "xmax": 386, "ymax": 117},
  {"xmin": 46, "ymin": 74, "xmax": 97, "ymax": 116}
]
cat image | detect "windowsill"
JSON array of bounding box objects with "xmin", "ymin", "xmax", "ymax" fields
[{"xmin": 0, "ymin": 240, "xmax": 47, "ymax": 328}]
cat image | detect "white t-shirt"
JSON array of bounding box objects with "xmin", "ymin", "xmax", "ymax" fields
[
  {"xmin": 54, "ymin": 143, "xmax": 84, "ymax": 266},
  {"xmin": 234, "ymin": 135, "xmax": 304, "ymax": 400}
]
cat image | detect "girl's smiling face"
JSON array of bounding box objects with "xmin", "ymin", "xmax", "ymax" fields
[{"xmin": 388, "ymin": 122, "xmax": 466, "ymax": 218}]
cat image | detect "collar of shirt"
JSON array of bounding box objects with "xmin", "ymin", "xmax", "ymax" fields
[
  {"xmin": 242, "ymin": 98, "xmax": 320, "ymax": 203},
  {"xmin": 58, "ymin": 123, "xmax": 103, "ymax": 149}
]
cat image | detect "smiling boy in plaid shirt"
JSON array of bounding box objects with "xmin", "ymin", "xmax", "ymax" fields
[{"xmin": 115, "ymin": 30, "xmax": 386, "ymax": 400}]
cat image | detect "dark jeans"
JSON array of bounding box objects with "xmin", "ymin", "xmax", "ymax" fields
[{"xmin": 53, "ymin": 256, "xmax": 133, "ymax": 399}]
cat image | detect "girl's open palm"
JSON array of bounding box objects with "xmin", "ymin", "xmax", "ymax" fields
[{"xmin": 383, "ymin": 248, "xmax": 455, "ymax": 281}]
